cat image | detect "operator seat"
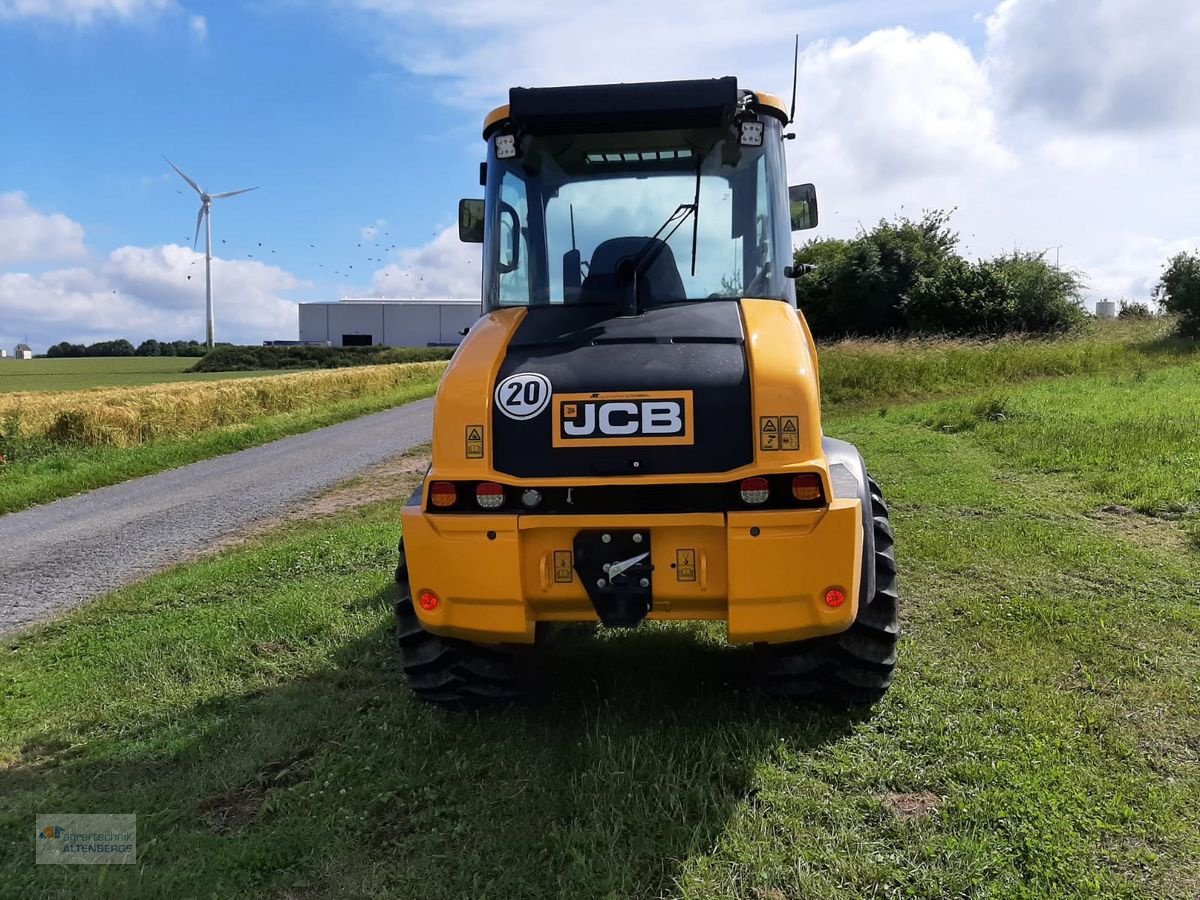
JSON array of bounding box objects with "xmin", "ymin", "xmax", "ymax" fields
[{"xmin": 578, "ymin": 237, "xmax": 687, "ymax": 306}]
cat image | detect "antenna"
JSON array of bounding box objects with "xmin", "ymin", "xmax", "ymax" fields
[
  {"xmin": 788, "ymin": 34, "xmax": 799, "ymax": 124},
  {"xmin": 164, "ymin": 156, "xmax": 259, "ymax": 348},
  {"xmin": 570, "ymin": 204, "xmax": 577, "ymax": 252}
]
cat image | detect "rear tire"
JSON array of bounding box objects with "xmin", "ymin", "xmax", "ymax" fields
[
  {"xmin": 762, "ymin": 475, "xmax": 899, "ymax": 706},
  {"xmin": 394, "ymin": 539, "xmax": 522, "ymax": 708}
]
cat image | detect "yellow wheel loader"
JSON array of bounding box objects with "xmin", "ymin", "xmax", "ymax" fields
[{"xmin": 395, "ymin": 77, "xmax": 898, "ymax": 706}]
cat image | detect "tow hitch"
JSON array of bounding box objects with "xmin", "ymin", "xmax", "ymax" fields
[{"xmin": 573, "ymin": 530, "xmax": 654, "ymax": 628}]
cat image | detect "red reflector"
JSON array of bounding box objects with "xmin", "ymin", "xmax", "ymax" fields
[
  {"xmin": 475, "ymin": 481, "xmax": 505, "ymax": 509},
  {"xmin": 418, "ymin": 590, "xmax": 439, "ymax": 611},
  {"xmin": 429, "ymin": 481, "xmax": 456, "ymax": 507},
  {"xmin": 792, "ymin": 473, "xmax": 822, "ymax": 501},
  {"xmin": 739, "ymin": 476, "xmax": 769, "ymax": 504},
  {"xmin": 824, "ymin": 587, "xmax": 846, "ymax": 608}
]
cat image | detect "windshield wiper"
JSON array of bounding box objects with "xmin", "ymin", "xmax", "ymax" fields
[{"xmin": 617, "ymin": 157, "xmax": 703, "ymax": 315}]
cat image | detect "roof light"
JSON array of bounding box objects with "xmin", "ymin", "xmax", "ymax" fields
[
  {"xmin": 430, "ymin": 481, "xmax": 457, "ymax": 508},
  {"xmin": 495, "ymin": 134, "xmax": 517, "ymax": 159},
  {"xmin": 739, "ymin": 120, "xmax": 764, "ymax": 147},
  {"xmin": 739, "ymin": 477, "xmax": 769, "ymax": 504},
  {"xmin": 475, "ymin": 482, "xmax": 505, "ymax": 509},
  {"xmin": 792, "ymin": 474, "xmax": 822, "ymax": 502}
]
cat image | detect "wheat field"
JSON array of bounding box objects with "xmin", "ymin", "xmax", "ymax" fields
[{"xmin": 0, "ymin": 361, "xmax": 447, "ymax": 448}]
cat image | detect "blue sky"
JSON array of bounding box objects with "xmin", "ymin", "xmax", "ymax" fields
[{"xmin": 2, "ymin": 0, "xmax": 1198, "ymax": 351}]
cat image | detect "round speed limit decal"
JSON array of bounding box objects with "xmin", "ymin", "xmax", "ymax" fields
[{"xmin": 494, "ymin": 372, "xmax": 552, "ymax": 420}]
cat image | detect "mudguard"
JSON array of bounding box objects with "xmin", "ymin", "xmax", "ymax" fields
[{"xmin": 821, "ymin": 435, "xmax": 877, "ymax": 607}]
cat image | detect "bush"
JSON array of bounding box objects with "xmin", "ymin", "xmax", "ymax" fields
[
  {"xmin": 1154, "ymin": 251, "xmax": 1200, "ymax": 336},
  {"xmin": 190, "ymin": 344, "xmax": 457, "ymax": 373},
  {"xmin": 988, "ymin": 251, "xmax": 1086, "ymax": 334},
  {"xmin": 902, "ymin": 257, "xmax": 1016, "ymax": 335},
  {"xmin": 794, "ymin": 212, "xmax": 1085, "ymax": 338},
  {"xmin": 1118, "ymin": 301, "xmax": 1155, "ymax": 320},
  {"xmin": 795, "ymin": 211, "xmax": 957, "ymax": 338}
]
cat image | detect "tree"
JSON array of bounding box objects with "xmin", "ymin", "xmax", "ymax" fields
[
  {"xmin": 136, "ymin": 339, "xmax": 162, "ymax": 356},
  {"xmin": 46, "ymin": 341, "xmax": 86, "ymax": 358},
  {"xmin": 1154, "ymin": 251, "xmax": 1200, "ymax": 336}
]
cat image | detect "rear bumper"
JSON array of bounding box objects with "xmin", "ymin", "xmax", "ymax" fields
[{"xmin": 399, "ymin": 501, "xmax": 862, "ymax": 645}]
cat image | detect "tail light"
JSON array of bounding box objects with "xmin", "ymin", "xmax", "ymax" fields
[
  {"xmin": 429, "ymin": 481, "xmax": 457, "ymax": 508},
  {"xmin": 792, "ymin": 473, "xmax": 822, "ymax": 501},
  {"xmin": 475, "ymin": 482, "xmax": 505, "ymax": 509},
  {"xmin": 739, "ymin": 477, "xmax": 769, "ymax": 504}
]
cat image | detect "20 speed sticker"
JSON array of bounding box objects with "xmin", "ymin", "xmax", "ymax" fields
[{"xmin": 494, "ymin": 372, "xmax": 552, "ymax": 420}]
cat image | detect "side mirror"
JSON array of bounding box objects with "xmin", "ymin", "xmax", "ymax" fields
[
  {"xmin": 458, "ymin": 199, "xmax": 485, "ymax": 243},
  {"xmin": 789, "ymin": 183, "xmax": 819, "ymax": 231}
]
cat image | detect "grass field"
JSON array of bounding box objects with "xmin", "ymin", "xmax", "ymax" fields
[
  {"xmin": 1, "ymin": 344, "xmax": 1197, "ymax": 897},
  {"xmin": 0, "ymin": 363, "xmax": 446, "ymax": 514},
  {"xmin": 0, "ymin": 357, "xmax": 289, "ymax": 393}
]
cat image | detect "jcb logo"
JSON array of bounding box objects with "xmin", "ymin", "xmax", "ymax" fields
[{"xmin": 553, "ymin": 391, "xmax": 694, "ymax": 447}]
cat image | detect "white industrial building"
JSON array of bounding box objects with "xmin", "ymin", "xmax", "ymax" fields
[{"xmin": 297, "ymin": 298, "xmax": 481, "ymax": 347}]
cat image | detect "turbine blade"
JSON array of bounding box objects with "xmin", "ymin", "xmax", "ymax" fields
[
  {"xmin": 193, "ymin": 206, "xmax": 204, "ymax": 250},
  {"xmin": 211, "ymin": 186, "xmax": 259, "ymax": 200},
  {"xmin": 164, "ymin": 155, "xmax": 203, "ymax": 195}
]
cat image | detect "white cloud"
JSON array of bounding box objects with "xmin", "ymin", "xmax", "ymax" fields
[
  {"xmin": 986, "ymin": 0, "xmax": 1200, "ymax": 132},
  {"xmin": 788, "ymin": 28, "xmax": 1013, "ymax": 187},
  {"xmin": 369, "ymin": 225, "xmax": 478, "ymax": 298},
  {"xmin": 0, "ymin": 192, "xmax": 88, "ymax": 266},
  {"xmin": 1084, "ymin": 234, "xmax": 1200, "ymax": 304},
  {"xmin": 0, "ymin": 0, "xmax": 173, "ymax": 24},
  {"xmin": 342, "ymin": 0, "xmax": 977, "ymax": 109},
  {"xmin": 188, "ymin": 11, "xmax": 205, "ymax": 41},
  {"xmin": 0, "ymin": 242, "xmax": 304, "ymax": 352}
]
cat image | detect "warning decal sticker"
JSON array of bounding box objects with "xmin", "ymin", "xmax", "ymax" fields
[
  {"xmin": 781, "ymin": 416, "xmax": 799, "ymax": 451},
  {"xmin": 553, "ymin": 550, "xmax": 573, "ymax": 583},
  {"xmin": 465, "ymin": 424, "xmax": 484, "ymax": 459},
  {"xmin": 760, "ymin": 415, "xmax": 800, "ymax": 451},
  {"xmin": 676, "ymin": 548, "xmax": 696, "ymax": 582},
  {"xmin": 759, "ymin": 416, "xmax": 779, "ymax": 451}
]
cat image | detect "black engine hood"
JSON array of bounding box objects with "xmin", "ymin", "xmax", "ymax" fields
[{"xmin": 492, "ymin": 302, "xmax": 753, "ymax": 478}]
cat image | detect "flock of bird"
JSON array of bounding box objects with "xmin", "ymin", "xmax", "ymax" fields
[{"xmin": 169, "ymin": 188, "xmax": 470, "ymax": 287}]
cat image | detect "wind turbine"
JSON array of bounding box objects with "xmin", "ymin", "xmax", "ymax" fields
[{"xmin": 165, "ymin": 156, "xmax": 258, "ymax": 348}]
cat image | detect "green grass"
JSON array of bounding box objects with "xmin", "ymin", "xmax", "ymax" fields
[
  {"xmin": 0, "ymin": 376, "xmax": 441, "ymax": 514},
  {"xmin": 2, "ymin": 361, "xmax": 1198, "ymax": 898},
  {"xmin": 0, "ymin": 357, "xmax": 289, "ymax": 393},
  {"xmin": 818, "ymin": 317, "xmax": 1197, "ymax": 408}
]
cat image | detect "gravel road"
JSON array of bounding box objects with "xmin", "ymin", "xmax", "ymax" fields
[{"xmin": 0, "ymin": 399, "xmax": 433, "ymax": 636}]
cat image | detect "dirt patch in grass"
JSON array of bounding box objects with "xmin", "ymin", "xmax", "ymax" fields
[
  {"xmin": 199, "ymin": 784, "xmax": 264, "ymax": 834},
  {"xmin": 882, "ymin": 791, "xmax": 942, "ymax": 820},
  {"xmin": 1087, "ymin": 504, "xmax": 1193, "ymax": 553},
  {"xmin": 300, "ymin": 451, "xmax": 428, "ymax": 518},
  {"xmin": 200, "ymin": 449, "xmax": 429, "ymax": 558},
  {"xmin": 198, "ymin": 752, "xmax": 315, "ymax": 834}
]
